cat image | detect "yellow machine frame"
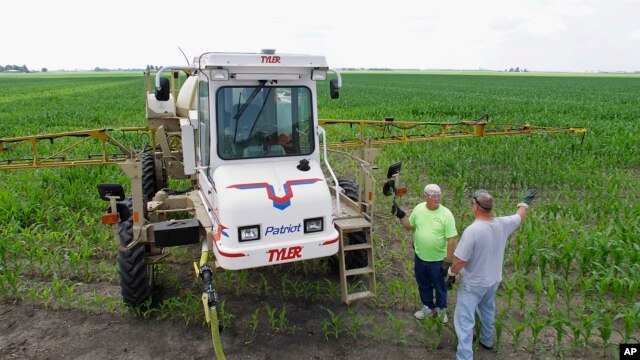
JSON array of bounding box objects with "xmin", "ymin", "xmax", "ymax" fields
[{"xmin": 0, "ymin": 119, "xmax": 586, "ymax": 170}]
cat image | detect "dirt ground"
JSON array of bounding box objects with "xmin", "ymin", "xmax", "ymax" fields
[
  {"xmin": 0, "ymin": 295, "xmax": 613, "ymax": 360},
  {"xmin": 0, "ymin": 218, "xmax": 618, "ymax": 360},
  {"xmin": 0, "ymin": 301, "xmax": 513, "ymax": 360}
]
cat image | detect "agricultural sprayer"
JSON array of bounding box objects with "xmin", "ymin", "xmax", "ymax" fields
[{"xmin": 0, "ymin": 49, "xmax": 587, "ymax": 358}]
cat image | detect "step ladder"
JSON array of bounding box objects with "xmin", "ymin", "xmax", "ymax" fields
[{"xmin": 335, "ymin": 217, "xmax": 375, "ymax": 304}]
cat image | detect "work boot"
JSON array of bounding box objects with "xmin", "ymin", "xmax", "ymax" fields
[
  {"xmin": 413, "ymin": 305, "xmax": 433, "ymax": 320},
  {"xmin": 473, "ymin": 334, "xmax": 494, "ymax": 350},
  {"xmin": 434, "ymin": 308, "xmax": 448, "ymax": 323}
]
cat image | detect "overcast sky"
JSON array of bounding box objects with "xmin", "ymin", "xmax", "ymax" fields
[{"xmin": 1, "ymin": 0, "xmax": 639, "ymax": 72}]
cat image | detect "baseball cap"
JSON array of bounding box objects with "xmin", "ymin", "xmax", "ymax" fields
[{"xmin": 473, "ymin": 189, "xmax": 493, "ymax": 210}]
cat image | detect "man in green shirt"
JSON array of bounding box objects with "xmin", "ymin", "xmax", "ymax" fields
[{"xmin": 392, "ymin": 184, "xmax": 458, "ymax": 323}]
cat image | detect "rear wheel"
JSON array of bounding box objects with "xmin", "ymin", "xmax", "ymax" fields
[
  {"xmin": 338, "ymin": 177, "xmax": 359, "ymax": 203},
  {"xmin": 337, "ymin": 178, "xmax": 369, "ymax": 270},
  {"xmin": 116, "ymin": 198, "xmax": 153, "ymax": 305},
  {"xmin": 142, "ymin": 152, "xmax": 166, "ymax": 202}
]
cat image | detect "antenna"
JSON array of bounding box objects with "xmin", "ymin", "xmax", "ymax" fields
[{"xmin": 178, "ymin": 46, "xmax": 190, "ymax": 65}]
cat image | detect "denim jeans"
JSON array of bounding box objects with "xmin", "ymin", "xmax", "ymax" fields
[
  {"xmin": 414, "ymin": 255, "xmax": 447, "ymax": 310},
  {"xmin": 454, "ymin": 281, "xmax": 499, "ymax": 360}
]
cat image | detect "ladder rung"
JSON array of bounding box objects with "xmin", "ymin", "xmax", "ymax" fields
[
  {"xmin": 346, "ymin": 291, "xmax": 374, "ymax": 302},
  {"xmin": 335, "ymin": 217, "xmax": 371, "ymax": 231},
  {"xmin": 344, "ymin": 267, "xmax": 374, "ymax": 277},
  {"xmin": 343, "ymin": 243, "xmax": 371, "ymax": 251}
]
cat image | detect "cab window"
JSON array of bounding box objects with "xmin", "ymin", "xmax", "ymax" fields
[
  {"xmin": 198, "ymin": 80, "xmax": 210, "ymax": 166},
  {"xmin": 216, "ymin": 86, "xmax": 314, "ymax": 160}
]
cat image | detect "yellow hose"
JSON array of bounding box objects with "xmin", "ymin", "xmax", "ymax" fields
[
  {"xmin": 209, "ymin": 306, "xmax": 225, "ymax": 360},
  {"xmin": 199, "ymin": 251, "xmax": 209, "ymax": 267}
]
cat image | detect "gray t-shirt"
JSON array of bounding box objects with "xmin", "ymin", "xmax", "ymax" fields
[{"xmin": 454, "ymin": 214, "xmax": 521, "ymax": 287}]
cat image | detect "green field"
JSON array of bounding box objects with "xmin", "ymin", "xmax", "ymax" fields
[{"xmin": 1, "ymin": 71, "xmax": 639, "ymax": 357}]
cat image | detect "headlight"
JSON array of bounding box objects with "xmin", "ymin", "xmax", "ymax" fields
[
  {"xmin": 238, "ymin": 225, "xmax": 260, "ymax": 242},
  {"xmin": 304, "ymin": 217, "xmax": 323, "ymax": 234},
  {"xmin": 311, "ymin": 69, "xmax": 327, "ymax": 81}
]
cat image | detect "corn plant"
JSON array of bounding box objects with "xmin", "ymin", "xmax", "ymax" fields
[
  {"xmin": 320, "ymin": 307, "xmax": 343, "ymax": 340},
  {"xmin": 247, "ymin": 308, "xmax": 260, "ymax": 335},
  {"xmin": 387, "ymin": 311, "xmax": 408, "ymax": 346},
  {"xmin": 532, "ymin": 266, "xmax": 543, "ymax": 311},
  {"xmin": 613, "ymin": 303, "xmax": 640, "ymax": 343},
  {"xmin": 257, "ymin": 273, "xmax": 273, "ymax": 295},
  {"xmin": 345, "ymin": 307, "xmax": 367, "ymax": 339},
  {"xmin": 511, "ymin": 320, "xmax": 526, "ymax": 350},
  {"xmin": 494, "ymin": 308, "xmax": 509, "ymax": 349},
  {"xmin": 598, "ymin": 312, "xmax": 612, "ymax": 357},
  {"xmin": 137, "ymin": 297, "xmax": 156, "ymax": 318},
  {"xmin": 279, "ymin": 273, "xmax": 290, "ymax": 298},
  {"xmin": 626, "ymin": 279, "xmax": 640, "ymax": 305},
  {"xmin": 264, "ymin": 303, "xmax": 277, "ymax": 330},
  {"xmin": 217, "ymin": 300, "xmax": 233, "ymax": 330},
  {"xmin": 550, "ymin": 308, "xmax": 568, "ymax": 357},
  {"xmin": 236, "ymin": 270, "xmax": 248, "ymax": 297}
]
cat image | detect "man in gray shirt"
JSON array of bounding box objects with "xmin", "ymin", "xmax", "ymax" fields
[{"xmin": 447, "ymin": 189, "xmax": 536, "ymax": 360}]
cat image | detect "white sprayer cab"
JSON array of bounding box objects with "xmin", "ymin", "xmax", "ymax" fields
[{"xmin": 189, "ymin": 51, "xmax": 339, "ymax": 270}]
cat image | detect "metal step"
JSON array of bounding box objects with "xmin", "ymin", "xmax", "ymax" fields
[
  {"xmin": 346, "ymin": 291, "xmax": 374, "ymax": 302},
  {"xmin": 344, "ymin": 266, "xmax": 374, "ymax": 277},
  {"xmin": 334, "ymin": 217, "xmax": 370, "ymax": 231},
  {"xmin": 343, "ymin": 243, "xmax": 372, "ymax": 251}
]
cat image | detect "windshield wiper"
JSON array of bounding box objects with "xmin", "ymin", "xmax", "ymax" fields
[{"xmin": 233, "ymin": 80, "xmax": 267, "ymax": 120}]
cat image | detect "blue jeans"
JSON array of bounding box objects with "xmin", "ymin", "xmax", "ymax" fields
[
  {"xmin": 454, "ymin": 281, "xmax": 499, "ymax": 360},
  {"xmin": 414, "ymin": 255, "xmax": 447, "ymax": 310}
]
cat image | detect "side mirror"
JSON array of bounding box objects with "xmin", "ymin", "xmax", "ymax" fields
[
  {"xmin": 386, "ymin": 162, "xmax": 402, "ymax": 179},
  {"xmin": 155, "ymin": 77, "xmax": 171, "ymax": 101},
  {"xmin": 382, "ymin": 162, "xmax": 406, "ymax": 197},
  {"xmin": 330, "ymin": 78, "xmax": 340, "ymax": 99},
  {"xmin": 98, "ymin": 183, "xmax": 125, "ymax": 201}
]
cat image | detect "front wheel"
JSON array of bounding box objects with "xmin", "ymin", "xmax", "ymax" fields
[{"xmin": 116, "ymin": 199, "xmax": 153, "ymax": 305}]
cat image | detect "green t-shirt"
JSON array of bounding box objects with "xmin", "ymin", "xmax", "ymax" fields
[{"xmin": 409, "ymin": 203, "xmax": 457, "ymax": 261}]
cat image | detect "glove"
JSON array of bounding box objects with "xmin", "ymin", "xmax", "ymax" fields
[
  {"xmin": 441, "ymin": 261, "xmax": 452, "ymax": 277},
  {"xmin": 445, "ymin": 275, "xmax": 456, "ymax": 290},
  {"xmin": 445, "ymin": 266, "xmax": 457, "ymax": 290},
  {"xmin": 522, "ymin": 189, "xmax": 538, "ymax": 205},
  {"xmin": 391, "ymin": 201, "xmax": 406, "ymax": 219}
]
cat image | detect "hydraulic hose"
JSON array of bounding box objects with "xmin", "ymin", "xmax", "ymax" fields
[
  {"xmin": 209, "ymin": 307, "xmax": 225, "ymax": 360},
  {"xmin": 200, "ymin": 265, "xmax": 225, "ymax": 359}
]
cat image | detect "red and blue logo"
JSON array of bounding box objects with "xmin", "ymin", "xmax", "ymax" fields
[{"xmin": 227, "ymin": 178, "xmax": 322, "ymax": 210}]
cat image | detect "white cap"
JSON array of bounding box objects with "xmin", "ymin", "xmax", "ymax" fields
[{"xmin": 424, "ymin": 184, "xmax": 441, "ymax": 196}]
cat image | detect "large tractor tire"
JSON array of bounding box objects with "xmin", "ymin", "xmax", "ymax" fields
[
  {"xmin": 141, "ymin": 152, "xmax": 166, "ymax": 202},
  {"xmin": 337, "ymin": 177, "xmax": 369, "ymax": 270},
  {"xmin": 116, "ymin": 198, "xmax": 153, "ymax": 305}
]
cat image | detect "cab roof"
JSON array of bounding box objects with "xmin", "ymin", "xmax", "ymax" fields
[{"xmin": 193, "ymin": 52, "xmax": 328, "ymax": 69}]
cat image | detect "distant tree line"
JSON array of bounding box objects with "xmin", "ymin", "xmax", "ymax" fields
[
  {"xmin": 1, "ymin": 64, "xmax": 163, "ymax": 73},
  {"xmin": 504, "ymin": 67, "xmax": 528, "ymax": 72},
  {"xmin": 1, "ymin": 64, "xmax": 30, "ymax": 72}
]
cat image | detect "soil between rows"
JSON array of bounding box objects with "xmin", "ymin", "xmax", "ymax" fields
[
  {"xmin": 1, "ymin": 291, "xmax": 611, "ymax": 359},
  {"xmin": 0, "ymin": 215, "xmax": 619, "ymax": 360}
]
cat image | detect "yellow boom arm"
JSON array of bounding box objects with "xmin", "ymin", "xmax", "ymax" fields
[
  {"xmin": 319, "ymin": 118, "xmax": 587, "ymax": 149},
  {"xmin": 0, "ymin": 118, "xmax": 587, "ymax": 171},
  {"xmin": 0, "ymin": 127, "xmax": 156, "ymax": 170}
]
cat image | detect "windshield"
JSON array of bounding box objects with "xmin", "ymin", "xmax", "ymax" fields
[{"xmin": 216, "ymin": 86, "xmax": 314, "ymax": 160}]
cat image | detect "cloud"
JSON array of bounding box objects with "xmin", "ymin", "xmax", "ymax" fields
[{"xmin": 519, "ymin": 1, "xmax": 596, "ymax": 37}]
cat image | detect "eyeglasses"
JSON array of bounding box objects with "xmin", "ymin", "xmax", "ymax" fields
[{"xmin": 424, "ymin": 192, "xmax": 441, "ymax": 200}]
